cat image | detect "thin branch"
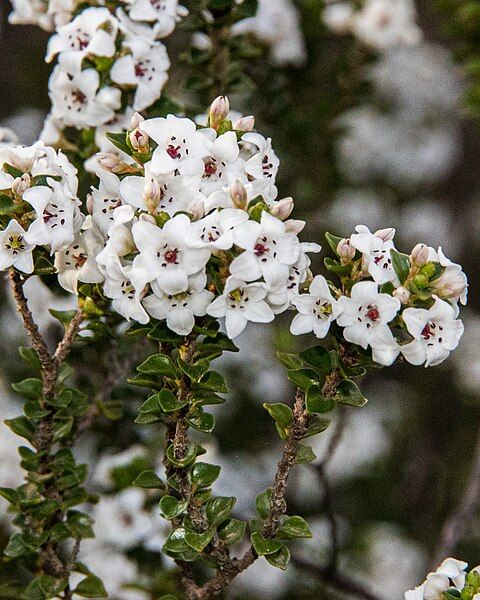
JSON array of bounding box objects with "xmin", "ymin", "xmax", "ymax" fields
[
  {"xmin": 433, "ymin": 419, "xmax": 480, "ymax": 564},
  {"xmin": 291, "ymin": 555, "xmax": 384, "ymax": 600},
  {"xmin": 53, "ymin": 308, "xmax": 84, "ymax": 367}
]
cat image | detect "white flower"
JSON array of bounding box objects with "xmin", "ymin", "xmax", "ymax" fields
[
  {"xmin": 128, "ymin": 0, "xmax": 188, "ymax": 36},
  {"xmin": 428, "ymin": 247, "xmax": 468, "ymax": 306},
  {"xmin": 90, "ymin": 172, "xmax": 122, "ymax": 235},
  {"xmin": 291, "ymin": 275, "xmax": 342, "ymax": 338},
  {"xmin": 207, "ymin": 277, "xmax": 274, "ymax": 339},
  {"xmin": 323, "ymin": 3, "xmax": 354, "ymax": 34},
  {"xmin": 190, "ymin": 208, "xmax": 249, "ymax": 250},
  {"xmin": 230, "ymin": 211, "xmax": 301, "ymax": 287},
  {"xmin": 0, "ymin": 220, "xmax": 34, "ymax": 273},
  {"xmin": 46, "ymin": 7, "xmax": 118, "ymax": 63},
  {"xmin": 337, "ymin": 281, "xmax": 401, "ymax": 366},
  {"xmin": 350, "ymin": 224, "xmax": 398, "ymax": 285},
  {"xmin": 9, "ymin": 0, "xmax": 53, "ymax": 30},
  {"xmin": 23, "ymin": 180, "xmax": 80, "ymax": 252},
  {"xmin": 233, "ymin": 0, "xmax": 306, "ymax": 67},
  {"xmin": 242, "ymin": 132, "xmax": 279, "ymax": 197},
  {"xmin": 92, "ymin": 488, "xmax": 152, "ymax": 550},
  {"xmin": 95, "ymin": 207, "xmax": 136, "ymax": 273},
  {"xmin": 111, "ymin": 38, "xmax": 170, "ymax": 112},
  {"xmin": 103, "ymin": 259, "xmax": 149, "ymax": 324},
  {"xmin": 139, "ymin": 115, "xmax": 209, "ymax": 177},
  {"xmin": 197, "ymin": 131, "xmax": 245, "ymax": 196},
  {"xmin": 402, "ymin": 297, "xmax": 464, "ymax": 367},
  {"xmin": 435, "ymin": 558, "xmax": 467, "ymax": 589},
  {"xmin": 49, "ymin": 59, "xmax": 121, "ymax": 128},
  {"xmin": 143, "ymin": 271, "xmax": 214, "ymax": 334},
  {"xmin": 55, "ymin": 224, "xmax": 104, "ymax": 294},
  {"xmin": 130, "ymin": 214, "xmax": 210, "ymax": 293},
  {"xmin": 353, "ymin": 0, "xmax": 422, "ymax": 50},
  {"xmin": 405, "ymin": 558, "xmax": 467, "ymax": 600}
]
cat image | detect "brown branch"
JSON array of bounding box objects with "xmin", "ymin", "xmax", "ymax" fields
[
  {"xmin": 291, "ymin": 555, "xmax": 384, "ymax": 600},
  {"xmin": 433, "ymin": 419, "xmax": 480, "ymax": 564}
]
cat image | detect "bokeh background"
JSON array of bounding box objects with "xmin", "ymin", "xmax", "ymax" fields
[{"xmin": 0, "ymin": 1, "xmax": 478, "ymax": 598}]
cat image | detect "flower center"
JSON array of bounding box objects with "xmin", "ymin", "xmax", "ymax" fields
[
  {"xmin": 135, "ymin": 62, "xmax": 148, "ymax": 79},
  {"xmin": 315, "ymin": 300, "xmax": 332, "ymax": 320},
  {"xmin": 421, "ymin": 322, "xmax": 434, "ymax": 340},
  {"xmin": 164, "ymin": 250, "xmax": 178, "ymax": 263},
  {"xmin": 5, "ymin": 234, "xmax": 26, "ymax": 254},
  {"xmin": 204, "ymin": 160, "xmax": 217, "ymax": 177},
  {"xmin": 167, "ymin": 144, "xmax": 181, "ymax": 159},
  {"xmin": 254, "ymin": 243, "xmax": 268, "ymax": 256},
  {"xmin": 71, "ymin": 89, "xmax": 87, "ymax": 105},
  {"xmin": 262, "ymin": 154, "xmax": 274, "ymax": 177},
  {"xmin": 366, "ymin": 306, "xmax": 380, "ymax": 321}
]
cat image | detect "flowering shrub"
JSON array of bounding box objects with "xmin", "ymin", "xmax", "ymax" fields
[{"xmin": 0, "ymin": 0, "xmax": 474, "ymax": 599}]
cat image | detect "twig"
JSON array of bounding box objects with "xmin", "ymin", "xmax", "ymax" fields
[
  {"xmin": 291, "ymin": 555, "xmax": 384, "ymax": 600},
  {"xmin": 433, "ymin": 419, "xmax": 480, "ymax": 564}
]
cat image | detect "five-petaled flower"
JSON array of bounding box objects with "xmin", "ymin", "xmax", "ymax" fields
[
  {"xmin": 0, "ymin": 220, "xmax": 34, "ymax": 273},
  {"xmin": 291, "ymin": 275, "xmax": 343, "ymax": 338}
]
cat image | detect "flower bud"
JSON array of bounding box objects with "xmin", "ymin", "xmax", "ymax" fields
[
  {"xmin": 143, "ymin": 178, "xmax": 162, "ymax": 214},
  {"xmin": 233, "ymin": 116, "xmax": 255, "ymax": 132},
  {"xmin": 284, "ymin": 219, "xmax": 305, "ymax": 234},
  {"xmin": 270, "ymin": 197, "xmax": 294, "ymax": 221},
  {"xmin": 97, "ymin": 152, "xmax": 127, "ymax": 174},
  {"xmin": 188, "ymin": 199, "xmax": 205, "ymax": 221},
  {"xmin": 302, "ymin": 268, "xmax": 314, "ymax": 290},
  {"xmin": 410, "ymin": 243, "xmax": 429, "ymax": 267},
  {"xmin": 393, "ymin": 286, "xmax": 410, "ymax": 304},
  {"xmin": 209, "ymin": 96, "xmax": 230, "ymax": 130},
  {"xmin": 139, "ymin": 213, "xmax": 157, "ymax": 225},
  {"xmin": 130, "ymin": 112, "xmax": 144, "ymax": 129},
  {"xmin": 12, "ymin": 173, "xmax": 31, "ymax": 196},
  {"xmin": 374, "ymin": 227, "xmax": 395, "ymax": 242},
  {"xmin": 86, "ymin": 193, "xmax": 94, "ymax": 215},
  {"xmin": 413, "ymin": 274, "xmax": 429, "ymax": 289},
  {"xmin": 337, "ymin": 238, "xmax": 355, "ymax": 263},
  {"xmin": 230, "ymin": 180, "xmax": 248, "ymax": 210},
  {"xmin": 129, "ymin": 128, "xmax": 150, "ymax": 153},
  {"xmin": 419, "ymin": 262, "xmax": 436, "ymax": 278}
]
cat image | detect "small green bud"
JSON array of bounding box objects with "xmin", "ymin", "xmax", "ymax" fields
[
  {"xmin": 155, "ymin": 211, "xmax": 170, "ymax": 228},
  {"xmin": 419, "ymin": 262, "xmax": 436, "ymax": 278},
  {"xmin": 248, "ymin": 201, "xmax": 269, "ymax": 222},
  {"xmin": 82, "ymin": 297, "xmax": 103, "ymax": 317},
  {"xmin": 412, "ymin": 274, "xmax": 429, "ymax": 289}
]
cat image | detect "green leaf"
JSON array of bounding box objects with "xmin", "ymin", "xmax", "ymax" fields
[
  {"xmin": 163, "ymin": 527, "xmax": 190, "ymax": 553},
  {"xmin": 192, "ymin": 462, "xmax": 221, "ymax": 488},
  {"xmin": 134, "ymin": 470, "xmax": 164, "ymax": 489},
  {"xmin": 128, "ymin": 373, "xmax": 162, "ymax": 389},
  {"xmin": 67, "ymin": 511, "xmax": 94, "ymax": 538},
  {"xmin": 23, "ymin": 400, "xmax": 50, "ymax": 419},
  {"xmin": 148, "ymin": 323, "xmax": 183, "ymax": 344},
  {"xmin": 295, "ymin": 444, "xmax": 317, "ymax": 464},
  {"xmin": 305, "ymin": 385, "xmax": 336, "ymax": 414},
  {"xmin": 4, "ymin": 534, "xmax": 31, "ymax": 558},
  {"xmin": 263, "ymin": 403, "xmax": 293, "ymax": 428},
  {"xmin": 137, "ymin": 354, "xmax": 177, "ymax": 378},
  {"xmin": 277, "ymin": 516, "xmax": 312, "ymax": 539},
  {"xmin": 0, "ymin": 487, "xmax": 18, "ymax": 505},
  {"xmin": 206, "ymin": 496, "xmax": 236, "ymax": 525},
  {"xmin": 12, "ymin": 378, "xmax": 42, "ymax": 400},
  {"xmin": 19, "ymin": 347, "xmax": 40, "ymax": 371},
  {"xmin": 324, "ymin": 257, "xmax": 351, "ymax": 276},
  {"xmin": 299, "ymin": 346, "xmax": 332, "ymax": 373},
  {"xmin": 250, "ymin": 532, "xmax": 282, "ymax": 556},
  {"xmin": 325, "ymin": 232, "xmax": 344, "ymax": 256},
  {"xmin": 390, "ymin": 249, "xmax": 411, "ymax": 284},
  {"xmin": 165, "ymin": 443, "xmax": 198, "ymax": 468},
  {"xmin": 287, "ymin": 369, "xmax": 321, "ymax": 390},
  {"xmin": 255, "ymin": 489, "xmax": 272, "ymax": 519},
  {"xmin": 52, "ymin": 417, "xmax": 74, "ymax": 442},
  {"xmin": 265, "ymin": 546, "xmax": 291, "ymax": 570},
  {"xmin": 139, "ymin": 395, "xmax": 162, "ymax": 414},
  {"xmin": 218, "ymin": 518, "xmax": 246, "ymax": 545},
  {"xmin": 306, "ymin": 416, "xmax": 331, "ymax": 437},
  {"xmin": 186, "ymin": 410, "xmax": 215, "ymax": 433},
  {"xmin": 199, "ymin": 371, "xmax": 229, "ymax": 393},
  {"xmin": 105, "ymin": 131, "xmax": 129, "ymax": 154},
  {"xmin": 134, "ymin": 412, "xmax": 161, "ymax": 425},
  {"xmin": 177, "ymin": 358, "xmax": 210, "ymax": 381},
  {"xmin": 276, "ymin": 351, "xmax": 304, "ymax": 370},
  {"xmin": 49, "ymin": 309, "xmax": 77, "ymax": 325},
  {"xmin": 335, "ymin": 379, "xmax": 367, "ymax": 407},
  {"xmin": 156, "ymin": 388, "xmax": 189, "ymax": 412},
  {"xmin": 442, "ymin": 590, "xmax": 461, "ymax": 600},
  {"xmin": 4, "ymin": 417, "xmax": 35, "ymax": 442},
  {"xmin": 159, "ymin": 495, "xmax": 188, "ymax": 519},
  {"xmin": 185, "ymin": 529, "xmax": 213, "ymax": 552},
  {"xmin": 191, "ymin": 390, "xmax": 226, "ymax": 407},
  {"xmin": 74, "ymin": 576, "xmax": 108, "ymax": 598}
]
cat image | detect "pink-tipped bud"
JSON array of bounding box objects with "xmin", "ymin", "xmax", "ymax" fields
[
  {"xmin": 209, "ymin": 96, "xmax": 230, "ymax": 130},
  {"xmin": 230, "ymin": 180, "xmax": 248, "ymax": 210},
  {"xmin": 143, "ymin": 178, "xmax": 162, "ymax": 214},
  {"xmin": 86, "ymin": 193, "xmax": 94, "ymax": 215},
  {"xmin": 188, "ymin": 200, "xmax": 205, "ymax": 221},
  {"xmin": 375, "ymin": 227, "xmax": 395, "ymax": 242},
  {"xmin": 393, "ymin": 286, "xmax": 410, "ymax": 304},
  {"xmin": 129, "ymin": 128, "xmax": 149, "ymax": 153},
  {"xmin": 270, "ymin": 197, "xmax": 294, "ymax": 221},
  {"xmin": 97, "ymin": 152, "xmax": 127, "ymax": 174},
  {"xmin": 12, "ymin": 173, "xmax": 31, "ymax": 196},
  {"xmin": 284, "ymin": 219, "xmax": 305, "ymax": 234},
  {"xmin": 337, "ymin": 238, "xmax": 355, "ymax": 263},
  {"xmin": 410, "ymin": 243, "xmax": 429, "ymax": 267},
  {"xmin": 303, "ymin": 268, "xmax": 314, "ymax": 289},
  {"xmin": 233, "ymin": 115, "xmax": 255, "ymax": 132},
  {"xmin": 130, "ymin": 112, "xmax": 144, "ymax": 129},
  {"xmin": 139, "ymin": 213, "xmax": 156, "ymax": 225}
]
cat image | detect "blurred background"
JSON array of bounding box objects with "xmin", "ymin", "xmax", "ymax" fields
[{"xmin": 0, "ymin": 0, "xmax": 478, "ymax": 598}]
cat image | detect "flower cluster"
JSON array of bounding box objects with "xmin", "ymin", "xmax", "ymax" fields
[
  {"xmin": 405, "ymin": 558, "xmax": 480, "ymax": 600},
  {"xmin": 22, "ymin": 1, "xmax": 187, "ymax": 148},
  {"xmin": 290, "ymin": 225, "xmax": 467, "ymax": 367},
  {"xmin": 53, "ymin": 97, "xmax": 320, "ymax": 339},
  {"xmin": 0, "ymin": 141, "xmax": 81, "ymax": 274},
  {"xmin": 323, "ymin": 0, "xmax": 422, "ymax": 50}
]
